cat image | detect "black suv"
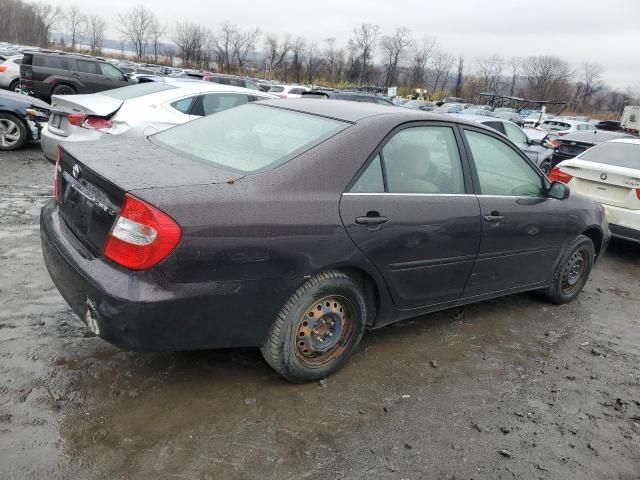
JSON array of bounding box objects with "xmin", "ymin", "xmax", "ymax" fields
[
  {"xmin": 301, "ymin": 90, "xmax": 395, "ymax": 106},
  {"xmin": 20, "ymin": 51, "xmax": 129, "ymax": 100}
]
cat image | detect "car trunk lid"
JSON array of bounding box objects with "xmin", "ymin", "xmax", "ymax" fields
[
  {"xmin": 561, "ymin": 160, "xmax": 640, "ymax": 209},
  {"xmin": 57, "ymin": 139, "xmax": 239, "ymax": 254},
  {"xmin": 48, "ymin": 94, "xmax": 123, "ymax": 138}
]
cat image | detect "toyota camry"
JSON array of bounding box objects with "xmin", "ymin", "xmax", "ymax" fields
[{"xmin": 41, "ymin": 99, "xmax": 609, "ymax": 382}]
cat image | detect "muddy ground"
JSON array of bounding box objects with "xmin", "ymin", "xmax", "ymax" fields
[{"xmin": 1, "ymin": 146, "xmax": 639, "ymax": 480}]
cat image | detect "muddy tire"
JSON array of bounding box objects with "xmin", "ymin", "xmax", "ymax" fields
[
  {"xmin": 0, "ymin": 112, "xmax": 27, "ymax": 151},
  {"xmin": 542, "ymin": 234, "xmax": 594, "ymax": 304},
  {"xmin": 260, "ymin": 270, "xmax": 367, "ymax": 383},
  {"xmin": 51, "ymin": 84, "xmax": 76, "ymax": 96}
]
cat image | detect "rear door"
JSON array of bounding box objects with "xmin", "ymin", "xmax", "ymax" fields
[
  {"xmin": 340, "ymin": 123, "xmax": 481, "ymax": 309},
  {"xmin": 461, "ymin": 127, "xmax": 567, "ymax": 296},
  {"xmin": 75, "ymin": 60, "xmax": 105, "ymax": 93}
]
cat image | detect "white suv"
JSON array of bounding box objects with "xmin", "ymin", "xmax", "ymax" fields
[{"xmin": 0, "ymin": 55, "xmax": 23, "ymax": 92}]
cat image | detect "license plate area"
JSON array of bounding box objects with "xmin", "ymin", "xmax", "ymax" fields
[{"xmin": 51, "ymin": 114, "xmax": 62, "ymax": 129}]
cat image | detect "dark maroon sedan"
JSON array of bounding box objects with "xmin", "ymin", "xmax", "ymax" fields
[{"xmin": 41, "ymin": 99, "xmax": 609, "ymax": 382}]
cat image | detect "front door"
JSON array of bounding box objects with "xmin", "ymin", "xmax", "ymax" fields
[
  {"xmin": 340, "ymin": 124, "xmax": 481, "ymax": 309},
  {"xmin": 461, "ymin": 128, "xmax": 567, "ymax": 296}
]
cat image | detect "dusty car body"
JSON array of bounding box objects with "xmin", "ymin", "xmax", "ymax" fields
[{"xmin": 41, "ymin": 100, "xmax": 609, "ymax": 382}]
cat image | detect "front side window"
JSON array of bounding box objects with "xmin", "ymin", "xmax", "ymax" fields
[
  {"xmin": 244, "ymin": 81, "xmax": 260, "ymax": 90},
  {"xmin": 100, "ymin": 63, "xmax": 124, "ymax": 80},
  {"xmin": 465, "ymin": 130, "xmax": 543, "ymax": 197},
  {"xmin": 503, "ymin": 122, "xmax": 528, "ymax": 144}
]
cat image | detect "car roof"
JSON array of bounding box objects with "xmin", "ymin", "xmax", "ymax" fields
[
  {"xmin": 110, "ymin": 80, "xmax": 275, "ymax": 102},
  {"xmin": 254, "ymin": 98, "xmax": 497, "ymax": 126},
  {"xmin": 560, "ymin": 130, "xmax": 632, "ymax": 142}
]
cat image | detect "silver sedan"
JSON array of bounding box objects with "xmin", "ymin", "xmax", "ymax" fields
[{"xmin": 41, "ymin": 78, "xmax": 275, "ymax": 162}]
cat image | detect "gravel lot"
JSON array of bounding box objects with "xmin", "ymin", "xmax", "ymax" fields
[{"xmin": 1, "ymin": 146, "xmax": 639, "ymax": 480}]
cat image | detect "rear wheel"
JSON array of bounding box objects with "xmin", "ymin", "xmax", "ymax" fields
[
  {"xmin": 51, "ymin": 84, "xmax": 76, "ymax": 96},
  {"xmin": 9, "ymin": 80, "xmax": 20, "ymax": 93},
  {"xmin": 260, "ymin": 271, "xmax": 367, "ymax": 383},
  {"xmin": 0, "ymin": 113, "xmax": 27, "ymax": 151},
  {"xmin": 542, "ymin": 234, "xmax": 594, "ymax": 304}
]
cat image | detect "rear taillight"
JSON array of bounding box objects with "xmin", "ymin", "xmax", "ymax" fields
[
  {"xmin": 636, "ymin": 188, "xmax": 640, "ymax": 201},
  {"xmin": 548, "ymin": 167, "xmax": 574, "ymax": 184},
  {"xmin": 0, "ymin": 66, "xmax": 7, "ymax": 73},
  {"xmin": 54, "ymin": 145, "xmax": 61, "ymax": 202},
  {"xmin": 67, "ymin": 113, "xmax": 112, "ymax": 131},
  {"xmin": 104, "ymin": 194, "xmax": 181, "ymax": 270}
]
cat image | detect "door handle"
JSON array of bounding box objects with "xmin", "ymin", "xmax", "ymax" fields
[
  {"xmin": 483, "ymin": 212, "xmax": 504, "ymax": 223},
  {"xmin": 356, "ymin": 212, "xmax": 388, "ymax": 226}
]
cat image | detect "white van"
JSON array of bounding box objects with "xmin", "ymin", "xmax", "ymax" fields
[{"xmin": 621, "ymin": 105, "xmax": 640, "ymax": 133}]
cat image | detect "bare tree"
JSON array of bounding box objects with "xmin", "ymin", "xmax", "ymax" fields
[
  {"xmin": 264, "ymin": 34, "xmax": 291, "ymax": 78},
  {"xmin": 409, "ymin": 36, "xmax": 436, "ymax": 87},
  {"xmin": 64, "ymin": 5, "xmax": 85, "ymax": 50},
  {"xmin": 522, "ymin": 55, "xmax": 573, "ymax": 99},
  {"xmin": 577, "ymin": 62, "xmax": 603, "ymax": 111},
  {"xmin": 149, "ymin": 17, "xmax": 166, "ymax": 63},
  {"xmin": 306, "ymin": 43, "xmax": 319, "ymax": 84},
  {"xmin": 117, "ymin": 5, "xmax": 156, "ymax": 60},
  {"xmin": 86, "ymin": 15, "xmax": 106, "ymax": 55},
  {"xmin": 33, "ymin": 3, "xmax": 62, "ymax": 47},
  {"xmin": 454, "ymin": 56, "xmax": 464, "ymax": 98},
  {"xmin": 507, "ymin": 57, "xmax": 520, "ymax": 96},
  {"xmin": 477, "ymin": 54, "xmax": 504, "ymax": 93},
  {"xmin": 431, "ymin": 52, "xmax": 454, "ymax": 93},
  {"xmin": 290, "ymin": 36, "xmax": 306, "ymax": 83},
  {"xmin": 215, "ymin": 22, "xmax": 236, "ymax": 73},
  {"xmin": 380, "ymin": 27, "xmax": 412, "ymax": 88},
  {"xmin": 173, "ymin": 21, "xmax": 209, "ymax": 68},
  {"xmin": 349, "ymin": 23, "xmax": 380, "ymax": 84},
  {"xmin": 232, "ymin": 27, "xmax": 260, "ymax": 74}
]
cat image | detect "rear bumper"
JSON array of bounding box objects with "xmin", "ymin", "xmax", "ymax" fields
[
  {"xmin": 600, "ymin": 204, "xmax": 640, "ymax": 243},
  {"xmin": 609, "ymin": 224, "xmax": 640, "ymax": 243},
  {"xmin": 40, "ymin": 201, "xmax": 301, "ymax": 351},
  {"xmin": 41, "ymin": 125, "xmax": 104, "ymax": 163}
]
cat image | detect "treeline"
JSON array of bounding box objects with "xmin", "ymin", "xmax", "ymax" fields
[{"xmin": 1, "ymin": 1, "xmax": 636, "ymax": 113}]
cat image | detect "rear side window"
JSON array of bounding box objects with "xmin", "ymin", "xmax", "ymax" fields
[
  {"xmin": 170, "ymin": 97, "xmax": 196, "ymax": 114},
  {"xmin": 350, "ymin": 155, "xmax": 384, "ymax": 193},
  {"xmin": 268, "ymin": 86, "xmax": 285, "ymax": 93},
  {"xmin": 77, "ymin": 60, "xmax": 100, "ymax": 74},
  {"xmin": 33, "ymin": 55, "xmax": 69, "ymax": 70},
  {"xmin": 483, "ymin": 121, "xmax": 506, "ymax": 134},
  {"xmin": 245, "ymin": 80, "xmax": 260, "ymax": 90},
  {"xmin": 200, "ymin": 93, "xmax": 249, "ymax": 116},
  {"xmin": 151, "ymin": 104, "xmax": 348, "ymax": 174},
  {"xmin": 101, "ymin": 82, "xmax": 176, "ymax": 100}
]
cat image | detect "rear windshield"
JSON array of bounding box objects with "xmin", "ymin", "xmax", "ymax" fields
[
  {"xmin": 151, "ymin": 104, "xmax": 349, "ymax": 174},
  {"xmin": 101, "ymin": 82, "xmax": 175, "ymax": 100},
  {"xmin": 579, "ymin": 142, "xmax": 640, "ymax": 169},
  {"xmin": 268, "ymin": 86, "xmax": 285, "ymax": 93}
]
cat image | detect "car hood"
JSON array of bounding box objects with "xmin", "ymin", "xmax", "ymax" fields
[
  {"xmin": 63, "ymin": 137, "xmax": 243, "ymax": 192},
  {"xmin": 0, "ymin": 91, "xmax": 50, "ymax": 109}
]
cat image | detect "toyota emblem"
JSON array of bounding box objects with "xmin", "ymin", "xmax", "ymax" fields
[
  {"xmin": 72, "ymin": 164, "xmax": 80, "ymax": 178},
  {"xmin": 600, "ymin": 173, "xmax": 607, "ymax": 181}
]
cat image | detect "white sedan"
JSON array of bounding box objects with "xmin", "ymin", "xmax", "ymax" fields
[
  {"xmin": 266, "ymin": 84, "xmax": 310, "ymax": 98},
  {"xmin": 41, "ymin": 78, "xmax": 274, "ymax": 162},
  {"xmin": 548, "ymin": 138, "xmax": 640, "ymax": 243}
]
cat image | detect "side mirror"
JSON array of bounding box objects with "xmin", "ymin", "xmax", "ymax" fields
[
  {"xmin": 548, "ymin": 181, "xmax": 570, "ymax": 200},
  {"xmin": 529, "ymin": 138, "xmax": 542, "ymax": 146}
]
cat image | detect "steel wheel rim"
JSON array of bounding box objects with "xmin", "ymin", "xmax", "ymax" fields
[
  {"xmin": 561, "ymin": 249, "xmax": 588, "ymax": 295},
  {"xmin": 294, "ymin": 295, "xmax": 355, "ymax": 369},
  {"xmin": 0, "ymin": 119, "xmax": 21, "ymax": 147}
]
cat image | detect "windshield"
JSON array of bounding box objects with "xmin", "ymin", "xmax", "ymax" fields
[
  {"xmin": 101, "ymin": 82, "xmax": 175, "ymax": 100},
  {"xmin": 579, "ymin": 142, "xmax": 640, "ymax": 169},
  {"xmin": 151, "ymin": 104, "xmax": 349, "ymax": 174}
]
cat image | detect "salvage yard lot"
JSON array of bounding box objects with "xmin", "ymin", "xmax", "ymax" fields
[{"xmin": 1, "ymin": 147, "xmax": 640, "ymax": 479}]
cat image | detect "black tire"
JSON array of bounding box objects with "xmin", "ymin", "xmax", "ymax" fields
[
  {"xmin": 9, "ymin": 79, "xmax": 20, "ymax": 93},
  {"xmin": 260, "ymin": 270, "xmax": 367, "ymax": 383},
  {"xmin": 542, "ymin": 234, "xmax": 594, "ymax": 304},
  {"xmin": 0, "ymin": 112, "xmax": 27, "ymax": 151},
  {"xmin": 539, "ymin": 161, "xmax": 551, "ymax": 175},
  {"xmin": 51, "ymin": 84, "xmax": 76, "ymax": 96}
]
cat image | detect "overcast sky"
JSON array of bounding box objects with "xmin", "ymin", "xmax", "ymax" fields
[{"xmin": 50, "ymin": 0, "xmax": 639, "ymax": 89}]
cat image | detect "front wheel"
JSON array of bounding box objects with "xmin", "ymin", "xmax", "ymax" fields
[
  {"xmin": 260, "ymin": 271, "xmax": 367, "ymax": 383},
  {"xmin": 542, "ymin": 235, "xmax": 594, "ymax": 304},
  {"xmin": 0, "ymin": 113, "xmax": 27, "ymax": 151},
  {"xmin": 9, "ymin": 80, "xmax": 20, "ymax": 93}
]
